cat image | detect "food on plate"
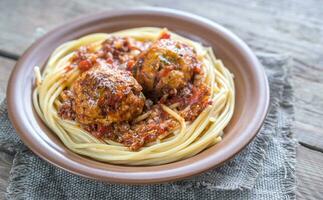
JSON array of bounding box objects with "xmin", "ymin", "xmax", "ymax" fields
[{"xmin": 33, "ymin": 27, "xmax": 235, "ymax": 165}]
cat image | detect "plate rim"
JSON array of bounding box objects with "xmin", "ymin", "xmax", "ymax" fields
[{"xmin": 6, "ymin": 7, "xmax": 270, "ymax": 184}]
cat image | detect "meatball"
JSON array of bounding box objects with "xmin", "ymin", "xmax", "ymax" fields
[
  {"xmin": 132, "ymin": 38, "xmax": 201, "ymax": 97},
  {"xmin": 72, "ymin": 62, "xmax": 145, "ymax": 125}
]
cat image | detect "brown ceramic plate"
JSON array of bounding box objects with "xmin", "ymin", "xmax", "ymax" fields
[{"xmin": 7, "ymin": 8, "xmax": 269, "ymax": 184}]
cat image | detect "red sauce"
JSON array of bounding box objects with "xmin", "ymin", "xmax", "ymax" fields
[
  {"xmin": 58, "ymin": 35, "xmax": 210, "ymax": 151},
  {"xmin": 160, "ymin": 32, "xmax": 171, "ymax": 39},
  {"xmin": 64, "ymin": 65, "xmax": 74, "ymax": 72},
  {"xmin": 78, "ymin": 60, "xmax": 92, "ymax": 71}
]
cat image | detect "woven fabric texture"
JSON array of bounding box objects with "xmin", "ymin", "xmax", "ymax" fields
[{"xmin": 0, "ymin": 53, "xmax": 296, "ymax": 200}]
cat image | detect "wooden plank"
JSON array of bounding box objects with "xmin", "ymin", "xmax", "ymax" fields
[
  {"xmin": 0, "ymin": 0, "xmax": 322, "ymax": 57},
  {"xmin": 292, "ymin": 58, "xmax": 323, "ymax": 150},
  {"xmin": 0, "ymin": 57, "xmax": 15, "ymax": 101},
  {"xmin": 0, "ymin": 0, "xmax": 323, "ymax": 150},
  {"xmin": 296, "ymin": 145, "xmax": 323, "ymax": 199}
]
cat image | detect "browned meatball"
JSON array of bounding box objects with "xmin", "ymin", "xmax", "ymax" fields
[
  {"xmin": 72, "ymin": 62, "xmax": 145, "ymax": 125},
  {"xmin": 132, "ymin": 39, "xmax": 201, "ymax": 97}
]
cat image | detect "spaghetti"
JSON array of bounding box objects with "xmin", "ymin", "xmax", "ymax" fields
[{"xmin": 33, "ymin": 27, "xmax": 235, "ymax": 165}]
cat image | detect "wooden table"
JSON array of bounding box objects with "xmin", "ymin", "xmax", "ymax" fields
[{"xmin": 0, "ymin": 1, "xmax": 323, "ymax": 199}]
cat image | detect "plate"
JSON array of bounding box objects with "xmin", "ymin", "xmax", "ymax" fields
[{"xmin": 7, "ymin": 7, "xmax": 269, "ymax": 184}]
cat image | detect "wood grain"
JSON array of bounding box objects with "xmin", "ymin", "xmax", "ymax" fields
[
  {"xmin": 0, "ymin": 57, "xmax": 15, "ymax": 101},
  {"xmin": 0, "ymin": 0, "xmax": 323, "ymax": 150},
  {"xmin": 0, "ymin": 0, "xmax": 323, "ymax": 199},
  {"xmin": 296, "ymin": 145, "xmax": 323, "ymax": 199}
]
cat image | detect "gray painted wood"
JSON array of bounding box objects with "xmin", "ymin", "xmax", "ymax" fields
[
  {"xmin": 296, "ymin": 145, "xmax": 323, "ymax": 199},
  {"xmin": 0, "ymin": 0, "xmax": 323, "ymax": 199},
  {"xmin": 0, "ymin": 57, "xmax": 15, "ymax": 102}
]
